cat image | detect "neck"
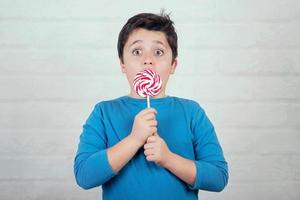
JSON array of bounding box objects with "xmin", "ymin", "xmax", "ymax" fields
[{"xmin": 128, "ymin": 90, "xmax": 167, "ymax": 99}]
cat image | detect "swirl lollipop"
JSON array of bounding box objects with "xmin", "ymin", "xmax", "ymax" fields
[{"xmin": 133, "ymin": 68, "xmax": 162, "ymax": 108}]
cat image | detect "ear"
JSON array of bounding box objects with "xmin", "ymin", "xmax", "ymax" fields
[
  {"xmin": 170, "ymin": 58, "xmax": 178, "ymax": 74},
  {"xmin": 120, "ymin": 59, "xmax": 126, "ymax": 73}
]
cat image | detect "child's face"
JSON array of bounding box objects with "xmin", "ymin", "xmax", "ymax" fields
[{"xmin": 120, "ymin": 28, "xmax": 177, "ymax": 98}]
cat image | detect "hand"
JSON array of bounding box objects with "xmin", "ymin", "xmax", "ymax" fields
[
  {"xmin": 130, "ymin": 108, "xmax": 158, "ymax": 146},
  {"xmin": 143, "ymin": 133, "xmax": 172, "ymax": 167}
]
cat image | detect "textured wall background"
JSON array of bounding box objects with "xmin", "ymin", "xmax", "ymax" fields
[{"xmin": 0, "ymin": 0, "xmax": 299, "ymax": 199}]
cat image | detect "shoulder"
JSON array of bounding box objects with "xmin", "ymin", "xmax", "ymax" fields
[
  {"xmin": 90, "ymin": 96, "xmax": 125, "ymax": 116},
  {"xmin": 94, "ymin": 96, "xmax": 124, "ymax": 108},
  {"xmin": 171, "ymin": 96, "xmax": 204, "ymax": 113}
]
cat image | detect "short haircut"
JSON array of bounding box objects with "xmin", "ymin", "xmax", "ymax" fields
[{"xmin": 117, "ymin": 11, "xmax": 178, "ymax": 63}]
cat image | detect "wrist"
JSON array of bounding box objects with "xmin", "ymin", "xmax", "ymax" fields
[
  {"xmin": 127, "ymin": 134, "xmax": 144, "ymax": 148},
  {"xmin": 161, "ymin": 150, "xmax": 174, "ymax": 169}
]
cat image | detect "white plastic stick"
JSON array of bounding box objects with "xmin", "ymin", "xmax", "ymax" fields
[{"xmin": 147, "ymin": 95, "xmax": 150, "ymax": 108}]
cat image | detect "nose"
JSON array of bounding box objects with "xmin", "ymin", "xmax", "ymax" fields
[
  {"xmin": 143, "ymin": 54, "xmax": 153, "ymax": 66},
  {"xmin": 144, "ymin": 60, "xmax": 153, "ymax": 65}
]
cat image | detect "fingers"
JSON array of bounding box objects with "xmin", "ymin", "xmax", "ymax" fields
[
  {"xmin": 134, "ymin": 108, "xmax": 159, "ymax": 139},
  {"xmin": 144, "ymin": 113, "xmax": 156, "ymax": 121},
  {"xmin": 140, "ymin": 108, "xmax": 157, "ymax": 116},
  {"xmin": 144, "ymin": 143, "xmax": 154, "ymax": 149},
  {"xmin": 145, "ymin": 155, "xmax": 155, "ymax": 162},
  {"xmin": 143, "ymin": 110, "xmax": 157, "ymax": 122},
  {"xmin": 150, "ymin": 127, "xmax": 157, "ymax": 134},
  {"xmin": 144, "ymin": 149, "xmax": 154, "ymax": 156},
  {"xmin": 146, "ymin": 135, "xmax": 157, "ymax": 143},
  {"xmin": 148, "ymin": 120, "xmax": 157, "ymax": 127}
]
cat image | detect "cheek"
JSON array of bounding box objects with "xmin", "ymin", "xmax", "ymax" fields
[
  {"xmin": 128, "ymin": 73, "xmax": 135, "ymax": 82},
  {"xmin": 159, "ymin": 74, "xmax": 168, "ymax": 85},
  {"xmin": 124, "ymin": 52, "xmax": 142, "ymax": 63},
  {"xmin": 128, "ymin": 71, "xmax": 140, "ymax": 85},
  {"xmin": 158, "ymin": 60, "xmax": 173, "ymax": 71},
  {"xmin": 158, "ymin": 69, "xmax": 172, "ymax": 85}
]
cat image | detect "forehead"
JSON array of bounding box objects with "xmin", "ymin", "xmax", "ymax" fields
[{"xmin": 125, "ymin": 28, "xmax": 169, "ymax": 47}]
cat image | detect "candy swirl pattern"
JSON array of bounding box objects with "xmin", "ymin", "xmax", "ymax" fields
[{"xmin": 133, "ymin": 69, "xmax": 162, "ymax": 98}]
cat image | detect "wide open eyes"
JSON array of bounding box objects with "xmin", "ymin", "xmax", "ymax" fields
[
  {"xmin": 131, "ymin": 48, "xmax": 164, "ymax": 57},
  {"xmin": 132, "ymin": 49, "xmax": 142, "ymax": 56}
]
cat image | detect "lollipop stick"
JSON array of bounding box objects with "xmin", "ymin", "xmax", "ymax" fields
[{"xmin": 147, "ymin": 95, "xmax": 150, "ymax": 108}]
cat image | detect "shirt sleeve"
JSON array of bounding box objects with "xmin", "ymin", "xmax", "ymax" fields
[
  {"xmin": 188, "ymin": 103, "xmax": 229, "ymax": 192},
  {"xmin": 74, "ymin": 103, "xmax": 117, "ymax": 190}
]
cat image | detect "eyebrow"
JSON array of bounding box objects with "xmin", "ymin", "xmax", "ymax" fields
[
  {"xmin": 153, "ymin": 40, "xmax": 166, "ymax": 48},
  {"xmin": 129, "ymin": 40, "xmax": 167, "ymax": 48},
  {"xmin": 129, "ymin": 40, "xmax": 142, "ymax": 47}
]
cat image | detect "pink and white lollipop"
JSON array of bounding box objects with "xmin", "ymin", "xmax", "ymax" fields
[{"xmin": 133, "ymin": 68, "xmax": 162, "ymax": 108}]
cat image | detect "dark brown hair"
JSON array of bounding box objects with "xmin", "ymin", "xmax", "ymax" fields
[{"xmin": 117, "ymin": 11, "xmax": 178, "ymax": 63}]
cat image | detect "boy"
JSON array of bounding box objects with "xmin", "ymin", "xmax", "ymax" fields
[{"xmin": 74, "ymin": 12, "xmax": 228, "ymax": 200}]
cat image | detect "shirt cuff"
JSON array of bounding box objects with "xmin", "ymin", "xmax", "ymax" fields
[
  {"xmin": 188, "ymin": 160, "xmax": 202, "ymax": 190},
  {"xmin": 86, "ymin": 149, "xmax": 118, "ymax": 185}
]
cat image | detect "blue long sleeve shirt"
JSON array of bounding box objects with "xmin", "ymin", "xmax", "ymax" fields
[{"xmin": 74, "ymin": 95, "xmax": 228, "ymax": 200}]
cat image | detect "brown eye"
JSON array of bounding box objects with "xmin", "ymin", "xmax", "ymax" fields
[
  {"xmin": 155, "ymin": 49, "xmax": 164, "ymax": 56},
  {"xmin": 132, "ymin": 49, "xmax": 142, "ymax": 56}
]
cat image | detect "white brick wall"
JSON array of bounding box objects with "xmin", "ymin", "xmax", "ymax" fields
[{"xmin": 0, "ymin": 0, "xmax": 299, "ymax": 199}]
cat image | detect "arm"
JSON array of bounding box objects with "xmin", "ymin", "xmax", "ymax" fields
[
  {"xmin": 74, "ymin": 105, "xmax": 157, "ymax": 189},
  {"xmin": 162, "ymin": 152, "xmax": 197, "ymax": 186},
  {"xmin": 143, "ymin": 133, "xmax": 196, "ymax": 185},
  {"xmin": 144, "ymin": 104, "xmax": 228, "ymax": 192},
  {"xmin": 107, "ymin": 108, "xmax": 157, "ymax": 173},
  {"xmin": 106, "ymin": 135, "xmax": 143, "ymax": 173},
  {"xmin": 74, "ymin": 104, "xmax": 117, "ymax": 190},
  {"xmin": 162, "ymin": 148, "xmax": 228, "ymax": 192},
  {"xmin": 187, "ymin": 105, "xmax": 229, "ymax": 192}
]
